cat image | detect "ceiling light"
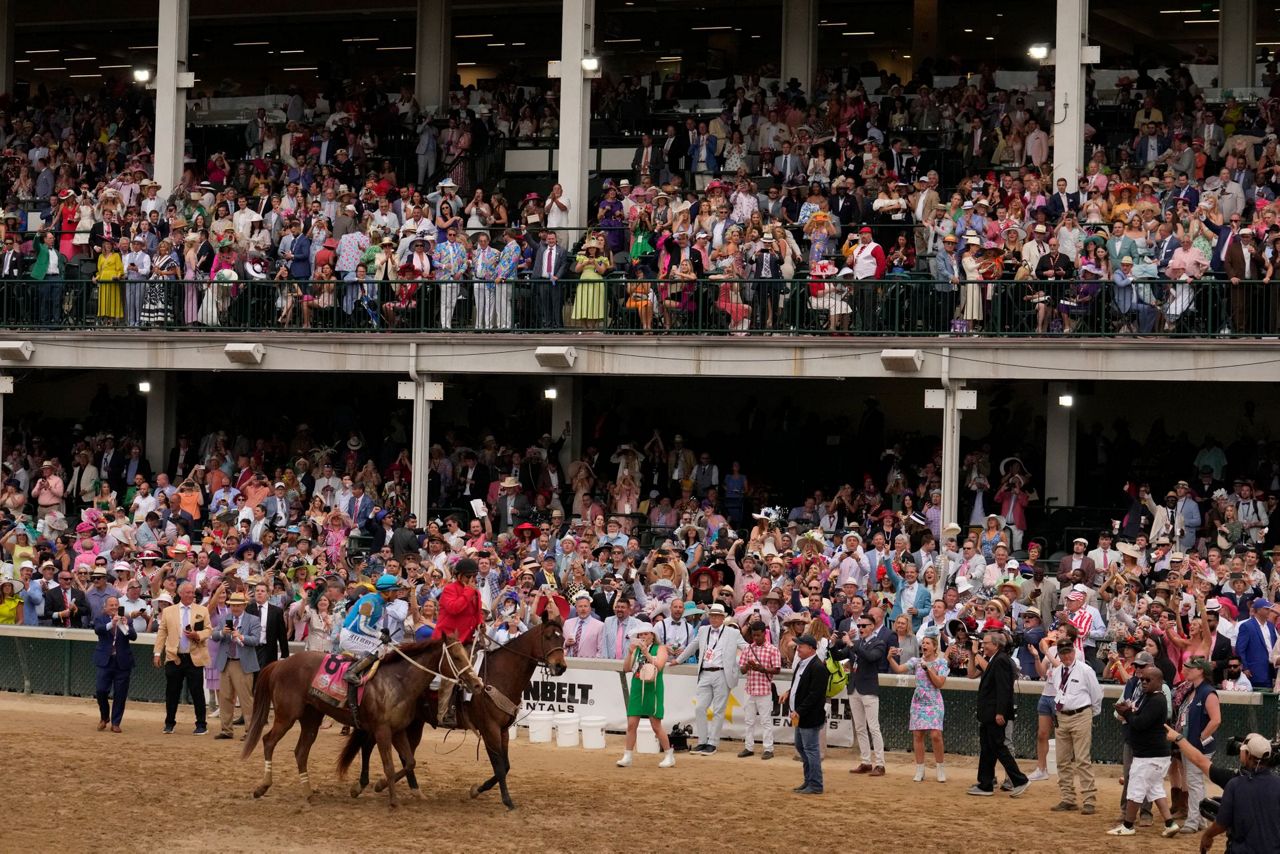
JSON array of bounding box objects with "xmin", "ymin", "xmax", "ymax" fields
[
  {"xmin": 1028, "ymin": 43, "xmax": 1050, "ymax": 60},
  {"xmin": 1160, "ymin": 7, "xmax": 1216, "ymax": 11},
  {"xmin": 457, "ymin": 61, "xmax": 477, "ymax": 66},
  {"xmin": 511, "ymin": 42, "xmax": 526, "ymax": 46},
  {"xmin": 818, "ymin": 21, "xmax": 848, "ymax": 26},
  {"xmin": 137, "ymin": 381, "xmax": 152, "ymax": 394},
  {"xmin": 66, "ymin": 57, "xmax": 97, "ymax": 62},
  {"xmin": 842, "ymin": 31, "xmax": 874, "ymax": 36},
  {"xmin": 341, "ymin": 37, "xmax": 379, "ymax": 42},
  {"xmin": 133, "ymin": 68, "xmax": 151, "ymax": 82},
  {"xmin": 25, "ymin": 49, "xmax": 58, "ymax": 54},
  {"xmin": 1057, "ymin": 394, "xmax": 1073, "ymax": 407},
  {"xmin": 902, "ymin": 54, "xmax": 912, "ymax": 58},
  {"xmin": 543, "ymin": 387, "xmax": 558, "ymax": 400},
  {"xmin": 69, "ymin": 73, "xmax": 102, "ymax": 78},
  {"xmin": 278, "ymin": 49, "xmax": 305, "ymax": 54},
  {"xmin": 13, "ymin": 59, "xmax": 28, "ymax": 64},
  {"xmin": 985, "ymin": 36, "xmax": 995, "ymax": 41},
  {"xmin": 99, "ymin": 64, "xmax": 130, "ymax": 69},
  {"xmin": 964, "ymin": 28, "xmax": 973, "ymax": 32},
  {"xmin": 34, "ymin": 66, "xmax": 67, "ymax": 71},
  {"xmin": 283, "ymin": 67, "xmax": 318, "ymax": 71},
  {"xmin": 1183, "ymin": 18, "xmax": 1219, "ymax": 22},
  {"xmin": 487, "ymin": 43, "xmax": 506, "ymax": 47},
  {"xmin": 580, "ymin": 56, "xmax": 600, "ymax": 72},
  {"xmin": 604, "ymin": 38, "xmax": 642, "ymax": 43},
  {"xmin": 233, "ymin": 41, "xmax": 269, "ymax": 46},
  {"xmin": 691, "ymin": 26, "xmax": 731, "ymax": 30},
  {"xmin": 127, "ymin": 45, "xmax": 158, "ymax": 50},
  {"xmin": 375, "ymin": 46, "xmax": 412, "ymax": 51},
  {"xmin": 455, "ymin": 33, "xmax": 494, "ymax": 39}
]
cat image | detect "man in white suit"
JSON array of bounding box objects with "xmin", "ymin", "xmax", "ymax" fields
[
  {"xmin": 676, "ymin": 603, "xmax": 746, "ymax": 755},
  {"xmin": 563, "ymin": 591, "xmax": 605, "ymax": 659}
]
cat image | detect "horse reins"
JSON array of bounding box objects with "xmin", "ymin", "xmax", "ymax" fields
[{"xmin": 389, "ymin": 638, "xmax": 477, "ymax": 685}]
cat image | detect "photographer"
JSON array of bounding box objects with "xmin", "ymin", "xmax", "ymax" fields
[{"xmin": 1168, "ymin": 729, "xmax": 1280, "ymax": 853}]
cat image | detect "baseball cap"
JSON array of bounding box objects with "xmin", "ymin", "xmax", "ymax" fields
[
  {"xmin": 1134, "ymin": 651, "xmax": 1155, "ymax": 667},
  {"xmin": 1242, "ymin": 733, "xmax": 1273, "ymax": 760}
]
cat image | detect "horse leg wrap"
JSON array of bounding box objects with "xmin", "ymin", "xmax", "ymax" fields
[
  {"xmin": 299, "ymin": 772, "xmax": 310, "ymax": 786},
  {"xmin": 264, "ymin": 760, "xmax": 273, "ymax": 776}
]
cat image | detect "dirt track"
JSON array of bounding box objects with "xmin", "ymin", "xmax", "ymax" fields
[{"xmin": 0, "ymin": 693, "xmax": 1202, "ymax": 854}]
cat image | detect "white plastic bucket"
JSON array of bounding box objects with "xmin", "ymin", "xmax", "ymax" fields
[
  {"xmin": 1047, "ymin": 739, "xmax": 1058, "ymax": 774},
  {"xmin": 555, "ymin": 713, "xmax": 579, "ymax": 748},
  {"xmin": 509, "ymin": 723, "xmax": 518, "ymax": 740},
  {"xmin": 636, "ymin": 725, "xmax": 660, "ymax": 754},
  {"xmin": 580, "ymin": 715, "xmax": 607, "ymax": 750},
  {"xmin": 527, "ymin": 710, "xmax": 555, "ymax": 743}
]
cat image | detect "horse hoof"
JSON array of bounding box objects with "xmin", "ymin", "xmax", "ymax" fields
[
  {"xmin": 387, "ymin": 801, "xmax": 400, "ymax": 811},
  {"xmin": 252, "ymin": 787, "xmax": 268, "ymax": 800},
  {"xmin": 409, "ymin": 787, "xmax": 423, "ymax": 800},
  {"xmin": 373, "ymin": 779, "xmax": 387, "ymax": 793},
  {"xmin": 349, "ymin": 784, "xmax": 364, "ymax": 799},
  {"xmin": 469, "ymin": 785, "xmax": 482, "ymax": 800},
  {"xmin": 504, "ymin": 802, "xmax": 517, "ymax": 812}
]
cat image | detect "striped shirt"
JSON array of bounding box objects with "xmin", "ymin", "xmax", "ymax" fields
[{"xmin": 1067, "ymin": 607, "xmax": 1093, "ymax": 652}]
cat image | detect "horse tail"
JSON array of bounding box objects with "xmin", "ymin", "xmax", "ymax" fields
[
  {"xmin": 335, "ymin": 727, "xmax": 366, "ymax": 780},
  {"xmin": 240, "ymin": 660, "xmax": 276, "ymax": 759}
]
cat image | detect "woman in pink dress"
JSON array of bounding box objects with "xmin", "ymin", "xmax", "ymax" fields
[{"xmin": 57, "ymin": 193, "xmax": 79, "ymax": 258}]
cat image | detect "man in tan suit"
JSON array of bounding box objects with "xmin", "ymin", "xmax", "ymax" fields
[{"xmin": 153, "ymin": 581, "xmax": 212, "ymax": 734}]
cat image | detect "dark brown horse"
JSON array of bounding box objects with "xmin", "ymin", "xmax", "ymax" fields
[
  {"xmin": 339, "ymin": 618, "xmax": 567, "ymax": 810},
  {"xmin": 241, "ymin": 636, "xmax": 483, "ymax": 809}
]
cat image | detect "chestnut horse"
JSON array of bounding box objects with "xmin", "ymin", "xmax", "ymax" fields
[
  {"xmin": 241, "ymin": 636, "xmax": 482, "ymax": 809},
  {"xmin": 339, "ymin": 618, "xmax": 567, "ymax": 810}
]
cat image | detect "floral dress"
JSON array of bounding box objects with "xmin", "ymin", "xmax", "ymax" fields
[{"xmin": 908, "ymin": 655, "xmax": 948, "ymax": 730}]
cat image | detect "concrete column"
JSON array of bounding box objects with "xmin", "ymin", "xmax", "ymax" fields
[
  {"xmin": 409, "ymin": 377, "xmax": 433, "ymax": 518},
  {"xmin": 1218, "ymin": 0, "xmax": 1256, "ymax": 91},
  {"xmin": 153, "ymin": 0, "xmax": 191, "ymax": 199},
  {"xmin": 911, "ymin": 0, "xmax": 938, "ymax": 69},
  {"xmin": 940, "ymin": 383, "xmax": 963, "ymax": 531},
  {"xmin": 1045, "ymin": 382, "xmax": 1077, "ymax": 508},
  {"xmin": 780, "ymin": 0, "xmax": 817, "ymax": 95},
  {"xmin": 144, "ymin": 375, "xmax": 176, "ymax": 472},
  {"xmin": 550, "ymin": 376, "xmax": 581, "ymax": 466},
  {"xmin": 0, "ymin": 1, "xmax": 15, "ymax": 97},
  {"xmin": 555, "ymin": 0, "xmax": 594, "ymax": 230},
  {"xmin": 415, "ymin": 0, "xmax": 451, "ymax": 114},
  {"xmin": 1051, "ymin": 0, "xmax": 1088, "ymax": 186}
]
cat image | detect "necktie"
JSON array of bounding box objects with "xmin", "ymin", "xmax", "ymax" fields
[
  {"xmin": 180, "ymin": 605, "xmax": 190, "ymax": 652},
  {"xmin": 574, "ymin": 619, "xmax": 585, "ymax": 651},
  {"xmin": 616, "ymin": 624, "xmax": 624, "ymax": 658}
]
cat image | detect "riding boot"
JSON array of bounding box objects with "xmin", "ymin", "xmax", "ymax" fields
[
  {"xmin": 439, "ymin": 680, "xmax": 457, "ymax": 728},
  {"xmin": 345, "ymin": 653, "xmax": 376, "ymax": 728}
]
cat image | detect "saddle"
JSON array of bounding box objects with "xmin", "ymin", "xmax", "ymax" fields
[{"xmin": 309, "ymin": 653, "xmax": 379, "ymax": 709}]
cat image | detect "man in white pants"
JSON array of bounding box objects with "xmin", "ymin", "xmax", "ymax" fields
[
  {"xmin": 737, "ymin": 621, "xmax": 781, "ymax": 760},
  {"xmin": 832, "ymin": 614, "xmax": 886, "ymax": 774},
  {"xmin": 676, "ymin": 603, "xmax": 744, "ymax": 755}
]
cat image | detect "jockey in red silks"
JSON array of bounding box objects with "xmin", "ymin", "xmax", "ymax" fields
[{"xmin": 435, "ymin": 557, "xmax": 483, "ymax": 726}]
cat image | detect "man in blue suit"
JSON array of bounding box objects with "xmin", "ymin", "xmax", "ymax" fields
[
  {"xmin": 687, "ymin": 121, "xmax": 719, "ymax": 190},
  {"xmin": 1045, "ymin": 178, "xmax": 1080, "ymax": 220},
  {"xmin": 1235, "ymin": 599, "xmax": 1279, "ymax": 689},
  {"xmin": 347, "ymin": 482, "xmax": 374, "ymax": 528},
  {"xmin": 886, "ymin": 559, "xmax": 933, "ymax": 632},
  {"xmin": 284, "ymin": 219, "xmax": 312, "ymax": 280},
  {"xmin": 93, "ymin": 597, "xmax": 137, "ymax": 732},
  {"xmin": 211, "ymin": 591, "xmax": 261, "ymax": 739}
]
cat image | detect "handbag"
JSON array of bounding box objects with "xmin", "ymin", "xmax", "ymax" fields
[{"xmin": 637, "ymin": 661, "xmax": 658, "ymax": 683}]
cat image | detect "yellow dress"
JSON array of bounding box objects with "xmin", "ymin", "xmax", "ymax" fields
[{"xmin": 97, "ymin": 252, "xmax": 124, "ymax": 319}]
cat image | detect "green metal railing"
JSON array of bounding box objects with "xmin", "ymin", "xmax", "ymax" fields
[
  {"xmin": 6, "ymin": 275, "xmax": 1277, "ymax": 337},
  {"xmin": 2, "ymin": 627, "xmax": 1272, "ymax": 763}
]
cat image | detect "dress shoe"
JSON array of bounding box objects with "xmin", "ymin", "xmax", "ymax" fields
[
  {"xmin": 215, "ymin": 732, "xmax": 234, "ymax": 740},
  {"xmin": 110, "ymin": 725, "xmax": 122, "ymax": 733},
  {"xmin": 869, "ymin": 766, "xmax": 885, "ymax": 777},
  {"xmin": 737, "ymin": 749, "xmax": 754, "ymax": 758},
  {"xmin": 233, "ymin": 716, "xmax": 245, "ymax": 726},
  {"xmin": 850, "ymin": 763, "xmax": 873, "ymax": 774},
  {"xmin": 1050, "ymin": 801, "xmax": 1078, "ymax": 812},
  {"xmin": 163, "ymin": 725, "xmax": 175, "ymax": 734},
  {"xmin": 761, "ymin": 751, "xmax": 774, "ymax": 760},
  {"xmin": 97, "ymin": 720, "xmax": 108, "ymax": 732},
  {"xmin": 193, "ymin": 725, "xmax": 208, "ymax": 736},
  {"xmin": 796, "ymin": 787, "xmax": 823, "ymax": 795},
  {"xmin": 1081, "ymin": 804, "xmax": 1095, "ymax": 816}
]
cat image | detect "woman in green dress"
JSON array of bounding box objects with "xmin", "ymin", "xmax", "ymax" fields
[
  {"xmin": 616, "ymin": 624, "xmax": 675, "ymax": 768},
  {"xmin": 571, "ymin": 238, "xmax": 611, "ymax": 331}
]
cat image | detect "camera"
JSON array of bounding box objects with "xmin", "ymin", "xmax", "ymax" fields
[{"xmin": 1226, "ymin": 734, "xmax": 1280, "ymax": 768}]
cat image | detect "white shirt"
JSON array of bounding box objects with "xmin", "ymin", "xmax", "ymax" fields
[
  {"xmin": 1047, "ymin": 657, "xmax": 1103, "ymax": 713},
  {"xmin": 545, "ymin": 198, "xmax": 570, "ymax": 229},
  {"xmin": 258, "ymin": 603, "xmax": 270, "ymax": 644},
  {"xmin": 702, "ymin": 625, "xmax": 727, "ymax": 669}
]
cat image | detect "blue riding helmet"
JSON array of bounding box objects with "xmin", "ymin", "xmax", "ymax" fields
[{"xmin": 374, "ymin": 573, "xmax": 401, "ymax": 591}]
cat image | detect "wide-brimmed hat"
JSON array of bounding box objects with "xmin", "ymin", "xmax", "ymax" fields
[
  {"xmin": 226, "ymin": 592, "xmax": 248, "ymax": 606},
  {"xmin": 500, "ymin": 476, "xmax": 520, "ymax": 489}
]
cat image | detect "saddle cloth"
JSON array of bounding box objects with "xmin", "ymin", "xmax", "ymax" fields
[{"xmin": 309, "ymin": 653, "xmax": 371, "ymax": 708}]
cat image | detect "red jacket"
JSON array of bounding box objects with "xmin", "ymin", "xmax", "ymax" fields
[{"xmin": 436, "ymin": 579, "xmax": 483, "ymax": 642}]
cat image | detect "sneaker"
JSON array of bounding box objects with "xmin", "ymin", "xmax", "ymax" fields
[
  {"xmin": 761, "ymin": 751, "xmax": 774, "ymax": 761},
  {"xmin": 214, "ymin": 732, "xmax": 234, "ymax": 740},
  {"xmin": 913, "ymin": 766, "xmax": 925, "ymax": 782},
  {"xmin": 658, "ymin": 751, "xmax": 675, "ymax": 769},
  {"xmin": 791, "ymin": 784, "xmax": 810, "ymax": 793},
  {"xmin": 796, "ymin": 787, "xmax": 823, "ymax": 795},
  {"xmin": 193, "ymin": 726, "xmax": 208, "ymax": 736},
  {"xmin": 691, "ymin": 743, "xmax": 709, "ymax": 754},
  {"xmin": 615, "ymin": 752, "xmax": 633, "ymax": 768},
  {"xmin": 1008, "ymin": 781, "xmax": 1030, "ymax": 798},
  {"xmin": 936, "ymin": 766, "xmax": 947, "ymax": 783},
  {"xmin": 850, "ymin": 763, "xmax": 873, "ymax": 774},
  {"xmin": 737, "ymin": 749, "xmax": 754, "ymax": 758},
  {"xmin": 1138, "ymin": 813, "xmax": 1154, "ymax": 827},
  {"xmin": 701, "ymin": 745, "xmax": 717, "ymax": 755},
  {"xmin": 162, "ymin": 725, "xmax": 175, "ymax": 734},
  {"xmin": 1081, "ymin": 804, "xmax": 1095, "ymax": 816},
  {"xmin": 1050, "ymin": 801, "xmax": 1078, "ymax": 812},
  {"xmin": 966, "ymin": 785, "xmax": 994, "ymax": 797},
  {"xmin": 1000, "ymin": 779, "xmax": 1014, "ymax": 792},
  {"xmin": 1026, "ymin": 768, "xmax": 1051, "ymax": 782},
  {"xmin": 233, "ymin": 716, "xmax": 245, "ymax": 726},
  {"xmin": 1106, "ymin": 825, "xmax": 1136, "ymax": 837},
  {"xmin": 1161, "ymin": 823, "xmax": 1181, "ymax": 838},
  {"xmin": 1178, "ymin": 824, "xmax": 1201, "ymax": 834}
]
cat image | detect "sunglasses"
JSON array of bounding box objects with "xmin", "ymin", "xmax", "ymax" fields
[{"xmin": 857, "ymin": 623, "xmax": 872, "ymax": 629}]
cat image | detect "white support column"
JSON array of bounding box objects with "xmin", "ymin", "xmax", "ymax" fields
[
  {"xmin": 409, "ymin": 377, "xmax": 433, "ymax": 518},
  {"xmin": 1051, "ymin": 0, "xmax": 1088, "ymax": 186},
  {"xmin": 780, "ymin": 0, "xmax": 817, "ymax": 96},
  {"xmin": 0, "ymin": 1, "xmax": 15, "ymax": 98},
  {"xmin": 153, "ymin": 0, "xmax": 191, "ymax": 199},
  {"xmin": 415, "ymin": 0, "xmax": 451, "ymax": 115},
  {"xmin": 1045, "ymin": 382, "xmax": 1077, "ymax": 508},
  {"xmin": 1218, "ymin": 0, "xmax": 1256, "ymax": 91},
  {"xmin": 556, "ymin": 0, "xmax": 594, "ymax": 230},
  {"xmin": 144, "ymin": 375, "xmax": 176, "ymax": 472},
  {"xmin": 940, "ymin": 383, "xmax": 963, "ymax": 531},
  {"xmin": 550, "ymin": 376, "xmax": 581, "ymax": 466}
]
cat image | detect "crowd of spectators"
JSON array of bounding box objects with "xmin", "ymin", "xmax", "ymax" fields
[{"xmin": 0, "ymin": 58, "xmax": 1278, "ymax": 333}]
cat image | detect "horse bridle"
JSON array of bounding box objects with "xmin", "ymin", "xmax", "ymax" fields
[
  {"xmin": 390, "ymin": 637, "xmax": 478, "ymax": 685},
  {"xmin": 480, "ymin": 627, "xmax": 566, "ymax": 678}
]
